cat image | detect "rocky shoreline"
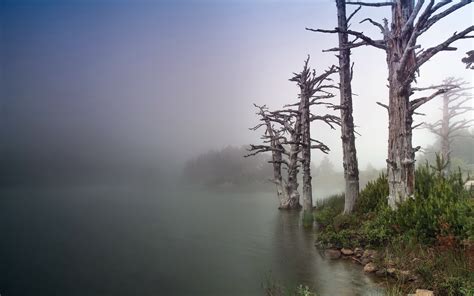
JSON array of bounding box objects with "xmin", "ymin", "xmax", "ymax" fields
[{"xmin": 322, "ymin": 247, "xmax": 434, "ymax": 296}]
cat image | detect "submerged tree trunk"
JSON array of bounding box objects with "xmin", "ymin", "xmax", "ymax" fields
[
  {"xmin": 335, "ymin": 0, "xmax": 360, "ymax": 214},
  {"xmin": 281, "ymin": 119, "xmax": 302, "ymax": 210},
  {"xmin": 267, "ymin": 124, "xmax": 290, "ymax": 208},
  {"xmin": 301, "ymin": 87, "xmax": 313, "ymax": 214}
]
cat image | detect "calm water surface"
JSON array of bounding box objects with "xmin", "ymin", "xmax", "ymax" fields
[{"xmin": 0, "ymin": 185, "xmax": 384, "ymax": 295}]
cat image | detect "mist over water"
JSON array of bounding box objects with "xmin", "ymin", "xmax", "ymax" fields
[{"xmin": 0, "ymin": 184, "xmax": 383, "ymax": 296}]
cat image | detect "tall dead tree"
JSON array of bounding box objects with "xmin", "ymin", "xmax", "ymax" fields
[
  {"xmin": 309, "ymin": 0, "xmax": 360, "ymax": 213},
  {"xmin": 424, "ymin": 77, "xmax": 473, "ymax": 175},
  {"xmin": 309, "ymin": 0, "xmax": 474, "ymax": 208},
  {"xmin": 246, "ymin": 104, "xmax": 302, "ymax": 210},
  {"xmin": 267, "ymin": 110, "xmax": 303, "ymax": 209},
  {"xmin": 289, "ymin": 57, "xmax": 340, "ymax": 217}
]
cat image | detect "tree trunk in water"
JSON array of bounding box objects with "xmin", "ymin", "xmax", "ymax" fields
[
  {"xmin": 336, "ymin": 0, "xmax": 360, "ymax": 214},
  {"xmin": 301, "ymin": 88, "xmax": 313, "ymax": 215},
  {"xmin": 387, "ymin": 0, "xmax": 416, "ymax": 209},
  {"xmin": 281, "ymin": 114, "xmax": 302, "ymax": 210},
  {"xmin": 281, "ymin": 144, "xmax": 302, "ymax": 209},
  {"xmin": 271, "ymin": 143, "xmax": 290, "ymax": 208}
]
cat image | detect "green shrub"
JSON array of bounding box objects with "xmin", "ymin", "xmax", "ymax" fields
[
  {"xmin": 360, "ymin": 166, "xmax": 473, "ymax": 245},
  {"xmin": 361, "ymin": 206, "xmax": 394, "ymax": 246},
  {"xmin": 317, "ymin": 227, "xmax": 361, "ymax": 249},
  {"xmin": 354, "ymin": 173, "xmax": 389, "ymax": 215},
  {"xmin": 439, "ymin": 276, "xmax": 474, "ymax": 296},
  {"xmin": 392, "ymin": 176, "xmax": 473, "ymax": 244},
  {"xmin": 314, "ymin": 194, "xmax": 344, "ymax": 229}
]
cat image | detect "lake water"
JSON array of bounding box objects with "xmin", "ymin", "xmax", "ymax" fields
[{"xmin": 0, "ymin": 185, "xmax": 384, "ymax": 295}]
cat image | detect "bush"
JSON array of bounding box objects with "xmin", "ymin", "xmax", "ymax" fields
[
  {"xmin": 360, "ymin": 165, "xmax": 473, "ymax": 245},
  {"xmin": 317, "ymin": 227, "xmax": 361, "ymax": 249},
  {"xmin": 354, "ymin": 173, "xmax": 389, "ymax": 215},
  {"xmin": 439, "ymin": 276, "xmax": 474, "ymax": 296},
  {"xmin": 314, "ymin": 194, "xmax": 344, "ymax": 229}
]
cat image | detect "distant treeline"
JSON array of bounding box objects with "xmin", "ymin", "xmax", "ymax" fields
[
  {"xmin": 182, "ymin": 146, "xmax": 383, "ymax": 195},
  {"xmin": 182, "ymin": 146, "xmax": 274, "ymax": 191}
]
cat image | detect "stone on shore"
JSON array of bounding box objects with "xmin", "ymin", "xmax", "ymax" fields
[
  {"xmin": 415, "ymin": 289, "xmax": 434, "ymax": 296},
  {"xmin": 363, "ymin": 262, "xmax": 377, "ymax": 273},
  {"xmin": 341, "ymin": 248, "xmax": 354, "ymax": 256},
  {"xmin": 325, "ymin": 249, "xmax": 341, "ymax": 259},
  {"xmin": 387, "ymin": 267, "xmax": 397, "ymax": 276}
]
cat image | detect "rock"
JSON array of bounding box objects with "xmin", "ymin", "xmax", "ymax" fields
[
  {"xmin": 387, "ymin": 267, "xmax": 397, "ymax": 276},
  {"xmin": 325, "ymin": 249, "xmax": 341, "ymax": 259},
  {"xmin": 361, "ymin": 257, "xmax": 371, "ymax": 265},
  {"xmin": 363, "ymin": 262, "xmax": 377, "ymax": 273},
  {"xmin": 363, "ymin": 249, "xmax": 378, "ymax": 259},
  {"xmin": 415, "ymin": 289, "xmax": 434, "ymax": 296},
  {"xmin": 341, "ymin": 248, "xmax": 354, "ymax": 256},
  {"xmin": 375, "ymin": 268, "xmax": 387, "ymax": 277},
  {"xmin": 386, "ymin": 258, "xmax": 396, "ymax": 267},
  {"xmin": 354, "ymin": 247, "xmax": 364, "ymax": 257}
]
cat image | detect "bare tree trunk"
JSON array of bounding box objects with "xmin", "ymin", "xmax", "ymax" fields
[
  {"xmin": 301, "ymin": 88, "xmax": 313, "ymax": 214},
  {"xmin": 336, "ymin": 0, "xmax": 360, "ymax": 214},
  {"xmin": 271, "ymin": 138, "xmax": 289, "ymax": 207},
  {"xmin": 281, "ymin": 129, "xmax": 302, "ymax": 210},
  {"xmin": 387, "ymin": 80, "xmax": 415, "ymax": 208},
  {"xmin": 441, "ymin": 94, "xmax": 450, "ymax": 176},
  {"xmin": 386, "ymin": 0, "xmax": 416, "ymax": 209}
]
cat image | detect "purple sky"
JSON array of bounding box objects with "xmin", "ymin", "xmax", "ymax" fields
[{"xmin": 1, "ymin": 0, "xmax": 473, "ymax": 173}]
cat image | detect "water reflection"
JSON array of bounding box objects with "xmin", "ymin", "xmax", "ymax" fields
[
  {"xmin": 272, "ymin": 211, "xmax": 384, "ymax": 296},
  {"xmin": 0, "ymin": 187, "xmax": 384, "ymax": 295}
]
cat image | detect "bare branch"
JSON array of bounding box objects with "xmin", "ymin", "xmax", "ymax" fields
[
  {"xmin": 346, "ymin": 1, "xmax": 394, "ymax": 7},
  {"xmin": 410, "ymin": 89, "xmax": 447, "ymax": 111},
  {"xmin": 414, "ymin": 26, "xmax": 474, "ymax": 71},
  {"xmin": 376, "ymin": 101, "xmax": 389, "ymax": 111},
  {"xmin": 360, "ymin": 18, "xmax": 385, "ymax": 33},
  {"xmin": 306, "ymin": 27, "xmax": 387, "ymax": 50},
  {"xmin": 347, "ymin": 5, "xmax": 362, "ymax": 24},
  {"xmin": 419, "ymin": 0, "xmax": 473, "ymax": 35},
  {"xmin": 310, "ymin": 114, "xmax": 341, "ymax": 129}
]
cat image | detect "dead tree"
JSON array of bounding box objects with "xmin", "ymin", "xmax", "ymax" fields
[
  {"xmin": 267, "ymin": 110, "xmax": 303, "ymax": 210},
  {"xmin": 289, "ymin": 57, "xmax": 340, "ymax": 217},
  {"xmin": 424, "ymin": 77, "xmax": 473, "ymax": 175},
  {"xmin": 309, "ymin": 0, "xmax": 360, "ymax": 214},
  {"xmin": 308, "ymin": 0, "xmax": 474, "ymax": 208},
  {"xmin": 246, "ymin": 104, "xmax": 302, "ymax": 210}
]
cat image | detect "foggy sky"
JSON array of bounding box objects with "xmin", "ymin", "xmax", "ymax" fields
[{"xmin": 1, "ymin": 0, "xmax": 473, "ymax": 179}]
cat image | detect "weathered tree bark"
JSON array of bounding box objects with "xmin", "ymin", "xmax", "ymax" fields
[
  {"xmin": 283, "ymin": 115, "xmax": 302, "ymax": 210},
  {"xmin": 335, "ymin": 0, "xmax": 360, "ymax": 214},
  {"xmin": 440, "ymin": 91, "xmax": 450, "ymax": 175},
  {"xmin": 300, "ymin": 81, "xmax": 313, "ymax": 213},
  {"xmin": 310, "ymin": 0, "xmax": 473, "ymax": 208},
  {"xmin": 385, "ymin": 0, "xmax": 416, "ymax": 207}
]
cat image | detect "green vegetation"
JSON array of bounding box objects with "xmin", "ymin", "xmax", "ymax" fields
[
  {"xmin": 314, "ymin": 164, "xmax": 474, "ymax": 295},
  {"xmin": 263, "ymin": 275, "xmax": 316, "ymax": 296}
]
